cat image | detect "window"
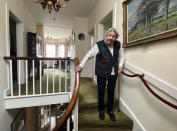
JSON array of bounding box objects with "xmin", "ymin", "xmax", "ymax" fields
[
  {"xmin": 46, "ymin": 44, "xmax": 55, "ymax": 57},
  {"xmin": 36, "ymin": 43, "xmax": 41, "ymax": 57},
  {"xmin": 58, "ymin": 45, "xmax": 65, "ymax": 58},
  {"xmin": 44, "ymin": 42, "xmax": 72, "ymax": 58}
]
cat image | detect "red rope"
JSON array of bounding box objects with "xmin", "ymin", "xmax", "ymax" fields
[{"xmin": 122, "ymin": 71, "xmax": 177, "ymax": 110}]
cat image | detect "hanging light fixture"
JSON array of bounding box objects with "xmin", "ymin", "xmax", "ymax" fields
[{"xmin": 32, "ymin": 0, "xmax": 69, "ymax": 13}]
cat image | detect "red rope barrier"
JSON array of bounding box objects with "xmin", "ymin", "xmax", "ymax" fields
[{"xmin": 122, "ymin": 71, "xmax": 177, "ymax": 110}]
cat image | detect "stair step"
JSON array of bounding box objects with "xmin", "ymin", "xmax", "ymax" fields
[
  {"xmin": 79, "ymin": 106, "xmax": 133, "ymax": 129},
  {"xmin": 79, "ymin": 103, "xmax": 97, "ymax": 111},
  {"xmin": 78, "ymin": 78, "xmax": 133, "ymax": 131},
  {"xmin": 79, "ymin": 100, "xmax": 119, "ymax": 112}
]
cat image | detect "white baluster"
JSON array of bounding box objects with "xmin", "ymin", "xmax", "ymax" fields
[
  {"xmin": 70, "ymin": 61, "xmax": 75, "ymax": 94},
  {"xmin": 33, "ymin": 60, "xmax": 35, "ymax": 95},
  {"xmin": 65, "ymin": 60, "xmax": 67, "ymax": 92},
  {"xmin": 40, "ymin": 60, "xmax": 42, "ymax": 94},
  {"xmin": 49, "ymin": 105, "xmax": 51, "ymax": 126},
  {"xmin": 67, "ymin": 117, "xmax": 70, "ymax": 131},
  {"xmin": 6, "ymin": 60, "xmax": 10, "ymax": 97},
  {"xmin": 53, "ymin": 60, "xmax": 55, "ymax": 93},
  {"xmin": 18, "ymin": 60, "xmax": 21, "ymax": 96},
  {"xmin": 59, "ymin": 60, "xmax": 61, "ymax": 92},
  {"xmin": 68, "ymin": 60, "xmax": 70, "ymax": 90},
  {"xmin": 73, "ymin": 98, "xmax": 79, "ymax": 131},
  {"xmin": 73, "ymin": 73, "xmax": 79, "ymax": 131},
  {"xmin": 10, "ymin": 60, "xmax": 13, "ymax": 96},
  {"xmin": 26, "ymin": 60, "xmax": 28, "ymax": 95},
  {"xmin": 47, "ymin": 61, "xmax": 49, "ymax": 94}
]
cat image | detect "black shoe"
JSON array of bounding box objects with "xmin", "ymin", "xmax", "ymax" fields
[
  {"xmin": 107, "ymin": 111, "xmax": 116, "ymax": 121},
  {"xmin": 99, "ymin": 110, "xmax": 105, "ymax": 120}
]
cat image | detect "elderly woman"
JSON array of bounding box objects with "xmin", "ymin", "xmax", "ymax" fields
[{"xmin": 75, "ymin": 28, "xmax": 125, "ymax": 121}]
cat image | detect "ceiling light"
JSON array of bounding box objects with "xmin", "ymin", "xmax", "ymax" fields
[{"xmin": 32, "ymin": 0, "xmax": 69, "ymax": 13}]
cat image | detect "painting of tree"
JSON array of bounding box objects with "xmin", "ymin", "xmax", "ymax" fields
[{"xmin": 127, "ymin": 0, "xmax": 177, "ymax": 43}]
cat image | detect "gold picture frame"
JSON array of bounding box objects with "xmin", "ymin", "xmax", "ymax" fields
[{"xmin": 123, "ymin": 0, "xmax": 177, "ymax": 47}]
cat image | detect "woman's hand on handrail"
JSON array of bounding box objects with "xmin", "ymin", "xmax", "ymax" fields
[
  {"xmin": 75, "ymin": 65, "xmax": 82, "ymax": 72},
  {"xmin": 118, "ymin": 67, "xmax": 123, "ymax": 74}
]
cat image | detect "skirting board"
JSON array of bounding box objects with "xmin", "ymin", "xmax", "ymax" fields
[
  {"xmin": 120, "ymin": 62, "xmax": 177, "ymax": 131},
  {"xmin": 120, "ymin": 98, "xmax": 146, "ymax": 131}
]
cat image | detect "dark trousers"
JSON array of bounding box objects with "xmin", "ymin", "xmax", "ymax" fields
[{"xmin": 97, "ymin": 75, "xmax": 117, "ymax": 112}]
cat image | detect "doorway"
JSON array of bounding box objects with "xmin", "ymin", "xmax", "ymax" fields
[
  {"xmin": 102, "ymin": 11, "xmax": 113, "ymax": 36},
  {"xmin": 9, "ymin": 12, "xmax": 18, "ymax": 86}
]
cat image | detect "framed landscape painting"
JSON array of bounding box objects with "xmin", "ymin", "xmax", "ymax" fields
[{"xmin": 123, "ymin": 0, "xmax": 177, "ymax": 47}]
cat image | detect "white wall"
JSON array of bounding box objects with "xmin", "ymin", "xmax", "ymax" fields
[
  {"xmin": 124, "ymin": 39, "xmax": 177, "ymax": 88},
  {"xmin": 73, "ymin": 0, "xmax": 117, "ymax": 78},
  {"xmin": 86, "ymin": 0, "xmax": 177, "ymax": 131},
  {"xmin": 120, "ymin": 65, "xmax": 177, "ymax": 131},
  {"xmin": 44, "ymin": 26, "xmax": 72, "ymax": 39},
  {"xmin": 116, "ymin": 0, "xmax": 177, "ymax": 131},
  {"xmin": 88, "ymin": 0, "xmax": 116, "ymax": 32},
  {"xmin": 73, "ymin": 17, "xmax": 93, "ymax": 77},
  {"xmin": 0, "ymin": 1, "xmax": 12, "ymax": 130},
  {"xmin": 0, "ymin": 0, "xmax": 36, "ymax": 130},
  {"xmin": 7, "ymin": 0, "xmax": 36, "ymax": 56},
  {"xmin": 77, "ymin": 0, "xmax": 116, "ymax": 81}
]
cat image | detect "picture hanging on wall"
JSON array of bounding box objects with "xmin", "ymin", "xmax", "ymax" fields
[{"xmin": 123, "ymin": 0, "xmax": 177, "ymax": 47}]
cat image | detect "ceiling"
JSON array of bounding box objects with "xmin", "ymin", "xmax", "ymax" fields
[{"xmin": 23, "ymin": 0, "xmax": 99, "ymax": 29}]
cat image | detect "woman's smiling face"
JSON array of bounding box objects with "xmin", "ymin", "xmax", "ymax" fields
[{"xmin": 105, "ymin": 31, "xmax": 117, "ymax": 46}]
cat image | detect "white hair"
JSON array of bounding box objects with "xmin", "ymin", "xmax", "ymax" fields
[{"xmin": 105, "ymin": 28, "xmax": 119, "ymax": 38}]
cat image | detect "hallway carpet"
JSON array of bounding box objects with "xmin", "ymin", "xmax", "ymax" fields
[
  {"xmin": 11, "ymin": 69, "xmax": 70, "ymax": 96},
  {"xmin": 79, "ymin": 78, "xmax": 133, "ymax": 131}
]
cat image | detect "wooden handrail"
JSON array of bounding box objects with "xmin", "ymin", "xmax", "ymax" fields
[
  {"xmin": 122, "ymin": 71, "xmax": 177, "ymax": 110},
  {"xmin": 3, "ymin": 56, "xmax": 73, "ymax": 61},
  {"xmin": 53, "ymin": 58, "xmax": 80, "ymax": 131}
]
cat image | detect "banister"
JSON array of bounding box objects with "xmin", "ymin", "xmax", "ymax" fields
[
  {"xmin": 121, "ymin": 71, "xmax": 177, "ymax": 110},
  {"xmin": 53, "ymin": 58, "xmax": 80, "ymax": 131},
  {"xmin": 3, "ymin": 56, "xmax": 73, "ymax": 61}
]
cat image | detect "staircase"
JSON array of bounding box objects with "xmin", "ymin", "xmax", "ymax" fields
[{"xmin": 78, "ymin": 78, "xmax": 133, "ymax": 131}]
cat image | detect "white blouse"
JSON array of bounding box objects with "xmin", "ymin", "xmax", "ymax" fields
[{"xmin": 79, "ymin": 42, "xmax": 125, "ymax": 75}]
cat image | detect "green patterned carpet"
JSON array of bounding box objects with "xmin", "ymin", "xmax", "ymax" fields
[{"xmin": 79, "ymin": 78, "xmax": 133, "ymax": 131}]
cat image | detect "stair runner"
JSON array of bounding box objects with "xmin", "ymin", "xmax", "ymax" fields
[{"xmin": 78, "ymin": 78, "xmax": 133, "ymax": 131}]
